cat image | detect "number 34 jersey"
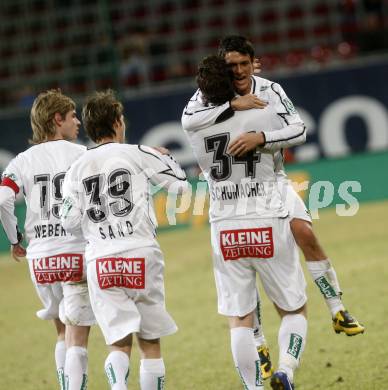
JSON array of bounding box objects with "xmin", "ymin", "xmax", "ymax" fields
[
  {"xmin": 185, "ymin": 109, "xmax": 289, "ymax": 223},
  {"xmin": 1, "ymin": 140, "xmax": 87, "ymax": 259},
  {"xmin": 60, "ymin": 143, "xmax": 187, "ymax": 262}
]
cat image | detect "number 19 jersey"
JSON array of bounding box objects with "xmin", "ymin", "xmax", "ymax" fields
[
  {"xmin": 1, "ymin": 140, "xmax": 87, "ymax": 259},
  {"xmin": 185, "ymin": 108, "xmax": 288, "ymax": 223}
]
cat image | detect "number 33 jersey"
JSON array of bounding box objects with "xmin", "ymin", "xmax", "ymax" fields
[
  {"xmin": 60, "ymin": 143, "xmax": 187, "ymax": 262},
  {"xmin": 185, "ymin": 109, "xmax": 288, "ymax": 223},
  {"xmin": 1, "ymin": 140, "xmax": 87, "ymax": 259}
]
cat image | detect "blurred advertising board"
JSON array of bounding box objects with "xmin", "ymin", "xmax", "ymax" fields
[{"xmin": 1, "ymin": 59, "xmax": 388, "ymax": 173}]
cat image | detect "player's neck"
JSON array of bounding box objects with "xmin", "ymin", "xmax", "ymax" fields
[
  {"xmin": 98, "ymin": 136, "xmax": 118, "ymax": 145},
  {"xmin": 47, "ymin": 135, "xmax": 64, "ymax": 141},
  {"xmin": 239, "ymin": 82, "xmax": 252, "ymax": 96}
]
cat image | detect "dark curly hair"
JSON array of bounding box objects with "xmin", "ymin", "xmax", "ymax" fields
[
  {"xmin": 196, "ymin": 55, "xmax": 235, "ymax": 106},
  {"xmin": 218, "ymin": 35, "xmax": 255, "ymax": 59},
  {"xmin": 82, "ymin": 89, "xmax": 123, "ymax": 143}
]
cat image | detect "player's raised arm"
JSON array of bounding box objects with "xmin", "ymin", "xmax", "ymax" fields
[
  {"xmin": 260, "ymin": 82, "xmax": 306, "ymax": 151},
  {"xmin": 181, "ymin": 89, "xmax": 266, "ymax": 132},
  {"xmin": 228, "ymin": 83, "xmax": 306, "ymax": 157},
  {"xmin": 138, "ymin": 145, "xmax": 188, "ymax": 194},
  {"xmin": 181, "ymin": 89, "xmax": 232, "ymax": 132},
  {"xmin": 60, "ymin": 167, "xmax": 83, "ymax": 235}
]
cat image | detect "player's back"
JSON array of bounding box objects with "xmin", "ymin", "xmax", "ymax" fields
[
  {"xmin": 186, "ymin": 109, "xmax": 288, "ymax": 222},
  {"xmin": 66, "ymin": 143, "xmax": 166, "ymax": 261},
  {"xmin": 8, "ymin": 140, "xmax": 86, "ymax": 259}
]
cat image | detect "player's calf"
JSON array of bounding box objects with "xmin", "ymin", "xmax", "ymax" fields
[{"xmin": 231, "ymin": 327, "xmax": 264, "ymax": 389}]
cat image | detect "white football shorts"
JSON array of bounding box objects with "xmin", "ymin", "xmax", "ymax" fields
[
  {"xmin": 279, "ymin": 180, "xmax": 312, "ymax": 223},
  {"xmin": 211, "ymin": 218, "xmax": 307, "ymax": 317},
  {"xmin": 87, "ymin": 246, "xmax": 177, "ymax": 345},
  {"xmin": 28, "ymin": 254, "xmax": 95, "ymax": 326}
]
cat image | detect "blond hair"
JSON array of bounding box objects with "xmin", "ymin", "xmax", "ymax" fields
[{"xmin": 30, "ymin": 89, "xmax": 75, "ymax": 144}]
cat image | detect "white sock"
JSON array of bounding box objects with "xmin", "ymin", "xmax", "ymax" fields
[
  {"xmin": 230, "ymin": 327, "xmax": 263, "ymax": 389},
  {"xmin": 55, "ymin": 340, "xmax": 66, "ymax": 390},
  {"xmin": 306, "ymin": 259, "xmax": 345, "ymax": 317},
  {"xmin": 278, "ymin": 314, "xmax": 307, "ymax": 383},
  {"xmin": 253, "ymin": 301, "xmax": 266, "ymax": 347},
  {"xmin": 65, "ymin": 346, "xmax": 88, "ymax": 390},
  {"xmin": 139, "ymin": 358, "xmax": 165, "ymax": 390},
  {"xmin": 105, "ymin": 351, "xmax": 130, "ymax": 390}
]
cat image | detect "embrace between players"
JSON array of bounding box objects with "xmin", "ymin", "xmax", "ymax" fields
[{"xmin": 0, "ymin": 35, "xmax": 364, "ymax": 390}]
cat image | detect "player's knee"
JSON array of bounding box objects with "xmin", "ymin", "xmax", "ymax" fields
[
  {"xmin": 66, "ymin": 325, "xmax": 90, "ymax": 347},
  {"xmin": 137, "ymin": 337, "xmax": 161, "ymax": 359},
  {"xmin": 275, "ymin": 303, "xmax": 307, "ymax": 318}
]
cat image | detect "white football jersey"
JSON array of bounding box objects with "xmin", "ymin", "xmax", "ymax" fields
[
  {"xmin": 61, "ymin": 143, "xmax": 187, "ymax": 262},
  {"xmin": 182, "ymin": 75, "xmax": 306, "ymax": 181},
  {"xmin": 186, "ymin": 108, "xmax": 289, "ymax": 223},
  {"xmin": 1, "ymin": 140, "xmax": 87, "ymax": 259}
]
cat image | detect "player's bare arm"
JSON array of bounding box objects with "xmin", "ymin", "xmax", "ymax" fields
[
  {"xmin": 227, "ymin": 131, "xmax": 265, "ymax": 157},
  {"xmin": 230, "ymin": 94, "xmax": 267, "ymax": 111}
]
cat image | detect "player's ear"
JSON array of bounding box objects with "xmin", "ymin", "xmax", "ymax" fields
[{"xmin": 54, "ymin": 112, "xmax": 64, "ymax": 127}]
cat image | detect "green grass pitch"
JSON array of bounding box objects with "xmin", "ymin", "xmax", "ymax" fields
[{"xmin": 0, "ymin": 200, "xmax": 387, "ymax": 389}]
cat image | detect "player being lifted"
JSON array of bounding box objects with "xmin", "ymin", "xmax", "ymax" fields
[
  {"xmin": 0, "ymin": 90, "xmax": 95, "ymax": 390},
  {"xmin": 60, "ymin": 90, "xmax": 188, "ymax": 390},
  {"xmin": 182, "ymin": 34, "xmax": 364, "ymax": 372},
  {"xmin": 186, "ymin": 55, "xmax": 309, "ymax": 390}
]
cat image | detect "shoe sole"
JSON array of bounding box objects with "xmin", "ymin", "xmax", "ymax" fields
[{"xmin": 334, "ymin": 328, "xmax": 365, "ymax": 336}]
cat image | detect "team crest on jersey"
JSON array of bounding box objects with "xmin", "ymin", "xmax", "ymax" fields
[
  {"xmin": 96, "ymin": 258, "xmax": 145, "ymax": 289},
  {"xmin": 220, "ymin": 227, "xmax": 274, "ymax": 261},
  {"xmin": 283, "ymin": 97, "xmax": 297, "ymax": 114},
  {"xmin": 33, "ymin": 254, "xmax": 84, "ymax": 284}
]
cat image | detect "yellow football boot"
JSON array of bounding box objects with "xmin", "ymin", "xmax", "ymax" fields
[
  {"xmin": 257, "ymin": 344, "xmax": 274, "ymax": 380},
  {"xmin": 333, "ymin": 310, "xmax": 365, "ymax": 336}
]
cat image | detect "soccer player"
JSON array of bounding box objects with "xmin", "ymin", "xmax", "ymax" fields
[
  {"xmin": 182, "ymin": 36, "xmax": 364, "ymax": 338},
  {"xmin": 0, "ymin": 90, "xmax": 95, "ymax": 390},
  {"xmin": 60, "ymin": 90, "xmax": 188, "ymax": 390},
  {"xmin": 185, "ymin": 55, "xmax": 308, "ymax": 390}
]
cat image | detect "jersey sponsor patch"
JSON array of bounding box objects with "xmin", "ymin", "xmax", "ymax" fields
[
  {"xmin": 33, "ymin": 253, "xmax": 84, "ymax": 284},
  {"xmin": 220, "ymin": 227, "xmax": 274, "ymax": 261},
  {"xmin": 96, "ymin": 257, "xmax": 145, "ymax": 289}
]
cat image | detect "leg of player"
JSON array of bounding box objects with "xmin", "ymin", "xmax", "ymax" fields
[
  {"xmin": 252, "ymin": 300, "xmax": 274, "ymax": 380},
  {"xmin": 270, "ymin": 305, "xmax": 307, "ymax": 390},
  {"xmin": 290, "ymin": 219, "xmax": 365, "ymax": 336},
  {"xmin": 105, "ymin": 334, "xmax": 132, "ymax": 390},
  {"xmin": 137, "ymin": 337, "xmax": 165, "ymax": 390},
  {"xmin": 65, "ymin": 325, "xmax": 90, "ymax": 390},
  {"xmin": 54, "ymin": 319, "xmax": 66, "ymax": 390},
  {"xmin": 229, "ymin": 312, "xmax": 264, "ymax": 389}
]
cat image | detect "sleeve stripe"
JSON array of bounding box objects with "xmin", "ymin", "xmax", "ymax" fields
[
  {"xmin": 183, "ymin": 105, "xmax": 220, "ymax": 116},
  {"xmin": 138, "ymin": 145, "xmax": 164, "ymax": 163},
  {"xmin": 0, "ymin": 177, "xmax": 20, "ymax": 194},
  {"xmin": 159, "ymin": 169, "xmax": 187, "ymax": 181},
  {"xmin": 266, "ymin": 126, "xmax": 306, "ymax": 144}
]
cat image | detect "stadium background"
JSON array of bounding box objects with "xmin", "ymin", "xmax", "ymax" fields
[{"xmin": 0, "ymin": 0, "xmax": 387, "ymax": 389}]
